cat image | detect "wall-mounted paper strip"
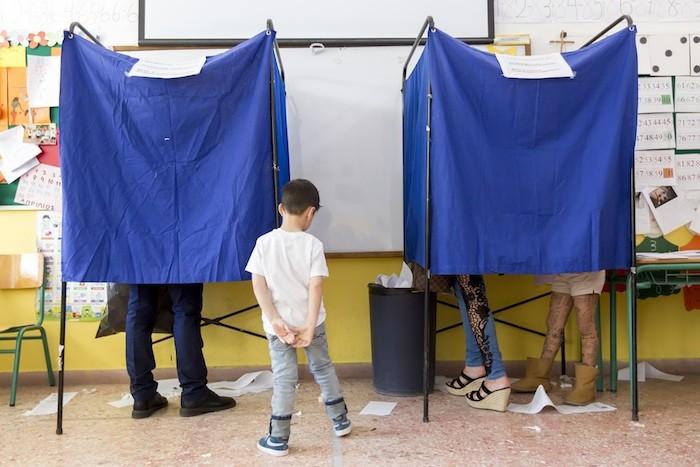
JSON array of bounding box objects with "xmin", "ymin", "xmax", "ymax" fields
[
  {"xmin": 638, "ymin": 77, "xmax": 674, "ymax": 114},
  {"xmin": 636, "ymin": 113, "xmax": 676, "ymax": 151},
  {"xmin": 676, "ymin": 113, "xmax": 700, "ymax": 150},
  {"xmin": 675, "ymin": 77, "xmax": 700, "ymax": 112}
]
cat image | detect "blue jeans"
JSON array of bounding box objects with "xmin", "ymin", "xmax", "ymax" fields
[
  {"xmin": 267, "ymin": 323, "xmax": 346, "ymax": 440},
  {"xmin": 126, "ymin": 284, "xmax": 208, "ymax": 403},
  {"xmin": 453, "ymin": 276, "xmax": 506, "ymax": 380}
]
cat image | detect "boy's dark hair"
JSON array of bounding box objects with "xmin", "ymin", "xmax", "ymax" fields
[{"xmin": 281, "ymin": 179, "xmax": 320, "ymax": 215}]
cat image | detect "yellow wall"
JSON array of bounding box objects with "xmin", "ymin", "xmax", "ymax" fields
[{"xmin": 2, "ymin": 209, "xmax": 700, "ymax": 374}]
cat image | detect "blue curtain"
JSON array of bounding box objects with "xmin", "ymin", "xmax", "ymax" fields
[
  {"xmin": 403, "ymin": 51, "xmax": 430, "ymax": 267},
  {"xmin": 60, "ymin": 31, "xmax": 282, "ymax": 283},
  {"xmin": 273, "ymin": 57, "xmax": 290, "ymax": 197},
  {"xmin": 406, "ymin": 27, "xmax": 637, "ymax": 274}
]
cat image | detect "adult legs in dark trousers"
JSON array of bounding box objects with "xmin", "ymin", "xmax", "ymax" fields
[{"xmin": 126, "ymin": 283, "xmax": 236, "ymax": 419}]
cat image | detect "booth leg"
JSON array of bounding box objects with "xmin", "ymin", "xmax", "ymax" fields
[{"xmin": 56, "ymin": 282, "xmax": 67, "ymax": 435}]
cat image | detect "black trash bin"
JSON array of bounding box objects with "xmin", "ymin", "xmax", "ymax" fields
[{"xmin": 368, "ymin": 284, "xmax": 436, "ymax": 396}]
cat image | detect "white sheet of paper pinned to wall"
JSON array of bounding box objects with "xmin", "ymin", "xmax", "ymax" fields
[
  {"xmin": 635, "ymin": 150, "xmax": 676, "ymax": 189},
  {"xmin": 126, "ymin": 56, "xmax": 207, "ymax": 79},
  {"xmin": 675, "ymin": 76, "xmax": 700, "ymax": 112},
  {"xmin": 495, "ymin": 53, "xmax": 573, "ymax": 79},
  {"xmin": 690, "ymin": 34, "xmax": 700, "ymax": 76},
  {"xmin": 676, "ymin": 113, "xmax": 700, "ymax": 150},
  {"xmin": 635, "ymin": 113, "xmax": 676, "ymax": 151},
  {"xmin": 27, "ymin": 55, "xmax": 61, "ymax": 108},
  {"xmin": 642, "ymin": 186, "xmax": 694, "ymax": 235},
  {"xmin": 638, "ymin": 77, "xmax": 674, "ymax": 113},
  {"xmin": 648, "ymin": 34, "xmax": 690, "ymax": 76},
  {"xmin": 675, "ymin": 154, "xmax": 700, "ymax": 189}
]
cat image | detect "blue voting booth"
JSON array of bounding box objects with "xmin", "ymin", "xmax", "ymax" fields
[
  {"xmin": 55, "ymin": 21, "xmax": 289, "ymax": 433},
  {"xmin": 402, "ymin": 16, "xmax": 639, "ymax": 421}
]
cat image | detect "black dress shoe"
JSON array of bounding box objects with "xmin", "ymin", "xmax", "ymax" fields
[
  {"xmin": 132, "ymin": 393, "xmax": 168, "ymax": 419},
  {"xmin": 179, "ymin": 388, "xmax": 236, "ymax": 417}
]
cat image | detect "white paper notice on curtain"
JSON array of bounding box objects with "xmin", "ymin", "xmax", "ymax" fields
[{"xmin": 496, "ymin": 53, "xmax": 574, "ymax": 79}]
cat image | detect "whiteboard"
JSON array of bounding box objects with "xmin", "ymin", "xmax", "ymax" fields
[
  {"xmin": 140, "ymin": 0, "xmax": 493, "ymax": 45},
  {"xmin": 124, "ymin": 46, "xmax": 408, "ymax": 252}
]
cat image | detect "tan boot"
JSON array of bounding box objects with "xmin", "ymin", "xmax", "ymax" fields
[
  {"xmin": 565, "ymin": 363, "xmax": 599, "ymax": 406},
  {"xmin": 511, "ymin": 357, "xmax": 553, "ymax": 393}
]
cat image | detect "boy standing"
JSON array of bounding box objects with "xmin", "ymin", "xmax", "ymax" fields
[{"xmin": 246, "ymin": 179, "xmax": 351, "ymax": 457}]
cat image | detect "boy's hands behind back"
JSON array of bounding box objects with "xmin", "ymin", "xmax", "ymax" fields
[
  {"xmin": 271, "ymin": 318, "xmax": 296, "ymax": 345},
  {"xmin": 292, "ymin": 326, "xmax": 314, "ymax": 348}
]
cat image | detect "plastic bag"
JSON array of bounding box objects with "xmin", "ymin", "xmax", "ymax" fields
[{"xmin": 95, "ymin": 284, "xmax": 174, "ymax": 338}]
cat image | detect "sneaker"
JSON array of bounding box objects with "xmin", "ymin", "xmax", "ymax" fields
[
  {"xmin": 333, "ymin": 414, "xmax": 352, "ymax": 437},
  {"xmin": 179, "ymin": 388, "xmax": 236, "ymax": 417},
  {"xmin": 257, "ymin": 436, "xmax": 289, "ymax": 457},
  {"xmin": 132, "ymin": 393, "xmax": 168, "ymax": 419}
]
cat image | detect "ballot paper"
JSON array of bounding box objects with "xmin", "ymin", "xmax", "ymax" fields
[
  {"xmin": 635, "ymin": 150, "xmax": 676, "ymax": 188},
  {"xmin": 676, "ymin": 113, "xmax": 700, "ymax": 151},
  {"xmin": 127, "ymin": 56, "xmax": 206, "ymax": 79},
  {"xmin": 642, "ymin": 186, "xmax": 694, "ymax": 234},
  {"xmin": 618, "ymin": 361, "xmax": 684, "ymax": 382},
  {"xmin": 507, "ymin": 385, "xmax": 616, "ymax": 415},
  {"xmin": 375, "ymin": 262, "xmax": 413, "ymax": 288},
  {"xmin": 635, "ymin": 113, "xmax": 676, "ymax": 151},
  {"xmin": 24, "ymin": 392, "xmax": 78, "ymax": 416},
  {"xmin": 675, "ymin": 77, "xmax": 700, "ymax": 113},
  {"xmin": 0, "ymin": 126, "xmax": 42, "ymax": 183},
  {"xmin": 207, "ymin": 371, "xmax": 274, "ymax": 397},
  {"xmin": 638, "ymin": 77, "xmax": 674, "ymax": 113},
  {"xmin": 496, "ymin": 53, "xmax": 573, "ymax": 79},
  {"xmin": 359, "ymin": 401, "xmax": 397, "ymax": 416}
]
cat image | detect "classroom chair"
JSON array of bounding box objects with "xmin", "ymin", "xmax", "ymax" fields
[{"xmin": 0, "ymin": 253, "xmax": 55, "ymax": 406}]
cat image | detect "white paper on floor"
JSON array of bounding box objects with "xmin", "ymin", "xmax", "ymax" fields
[
  {"xmin": 108, "ymin": 371, "xmax": 273, "ymax": 408},
  {"xmin": 24, "ymin": 392, "xmax": 78, "ymax": 416},
  {"xmin": 157, "ymin": 378, "xmax": 182, "ymax": 397},
  {"xmin": 618, "ymin": 362, "xmax": 684, "ymax": 382},
  {"xmin": 108, "ymin": 394, "xmax": 134, "ymax": 409},
  {"xmin": 434, "ymin": 376, "xmax": 450, "ymax": 393},
  {"xmin": 207, "ymin": 370, "xmax": 273, "ymax": 397},
  {"xmin": 507, "ymin": 385, "xmax": 616, "ymax": 415},
  {"xmin": 359, "ymin": 401, "xmax": 397, "ymax": 416},
  {"xmin": 108, "ymin": 378, "xmax": 182, "ymax": 408}
]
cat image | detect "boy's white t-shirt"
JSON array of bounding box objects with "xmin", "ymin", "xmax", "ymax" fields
[{"xmin": 245, "ymin": 229, "xmax": 329, "ymax": 336}]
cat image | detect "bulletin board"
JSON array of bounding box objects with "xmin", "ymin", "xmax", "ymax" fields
[
  {"xmin": 633, "ymin": 33, "xmax": 700, "ymax": 304},
  {"xmin": 0, "ymin": 41, "xmax": 61, "ymax": 210}
]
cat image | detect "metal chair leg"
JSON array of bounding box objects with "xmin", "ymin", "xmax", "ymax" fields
[
  {"xmin": 9, "ymin": 329, "xmax": 26, "ymax": 407},
  {"xmin": 39, "ymin": 327, "xmax": 55, "ymax": 386}
]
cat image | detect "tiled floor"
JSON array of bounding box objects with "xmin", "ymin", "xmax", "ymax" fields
[{"xmin": 1, "ymin": 376, "xmax": 699, "ymax": 466}]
